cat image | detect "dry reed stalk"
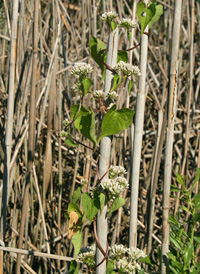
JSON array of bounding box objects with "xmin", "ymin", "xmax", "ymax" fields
[
  {"xmin": 16, "ymin": 0, "xmax": 39, "ymax": 272},
  {"xmin": 129, "ymin": 0, "xmax": 149, "ymax": 248},
  {"xmin": 161, "ymin": 0, "xmax": 182, "ymax": 272}
]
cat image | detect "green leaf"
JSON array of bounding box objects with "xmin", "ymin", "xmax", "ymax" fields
[
  {"xmin": 190, "ymin": 168, "xmax": 200, "ymax": 193},
  {"xmin": 71, "ymin": 104, "xmax": 96, "ymax": 146},
  {"xmin": 69, "ymin": 260, "xmax": 79, "ymax": 274},
  {"xmin": 82, "ymin": 77, "xmax": 92, "ymax": 96},
  {"xmin": 108, "ymin": 197, "xmax": 125, "ymax": 217},
  {"xmin": 110, "ymin": 74, "xmax": 121, "ymax": 91},
  {"xmin": 169, "ymin": 214, "xmax": 180, "ymax": 226},
  {"xmin": 72, "ymin": 187, "xmax": 82, "ymax": 203},
  {"xmin": 169, "ymin": 232, "xmax": 183, "ymax": 250},
  {"xmin": 139, "ymin": 255, "xmax": 152, "ymax": 265},
  {"xmin": 89, "ymin": 37, "xmax": 106, "ymax": 71},
  {"xmin": 99, "ymin": 192, "xmax": 106, "ymax": 215},
  {"xmin": 194, "ymin": 236, "xmax": 200, "ymax": 244},
  {"xmin": 68, "ymin": 203, "xmax": 83, "ymax": 218},
  {"xmin": 65, "ymin": 137, "xmax": 79, "ymax": 147},
  {"xmin": 136, "ymin": 3, "xmax": 156, "ymax": 34},
  {"xmin": 128, "ymin": 80, "xmax": 134, "ymax": 94},
  {"xmin": 193, "ymin": 212, "xmax": 200, "ymax": 223},
  {"xmin": 110, "ymin": 21, "xmax": 117, "ymax": 31},
  {"xmin": 82, "ymin": 193, "xmax": 100, "ymax": 223},
  {"xmin": 106, "ymin": 260, "xmax": 115, "ymax": 274},
  {"xmin": 148, "ymin": 4, "xmax": 163, "ymax": 29},
  {"xmin": 182, "ymin": 241, "xmax": 193, "ymax": 266},
  {"xmin": 98, "ymin": 105, "xmax": 134, "ymax": 143},
  {"xmin": 117, "ymin": 51, "xmax": 128, "ymax": 63},
  {"xmin": 179, "ymin": 205, "xmax": 192, "ymax": 214},
  {"xmin": 72, "ymin": 230, "xmax": 82, "ymax": 258},
  {"xmin": 171, "ymin": 184, "xmax": 183, "ymax": 192},
  {"xmin": 127, "ymin": 30, "xmax": 132, "ymax": 42},
  {"xmin": 176, "ymin": 173, "xmax": 185, "ymax": 187}
]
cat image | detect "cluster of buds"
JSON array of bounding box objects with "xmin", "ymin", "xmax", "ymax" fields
[
  {"xmin": 93, "ymin": 90, "xmax": 105, "ymax": 99},
  {"xmin": 118, "ymin": 18, "xmax": 137, "ymax": 29},
  {"xmin": 71, "ymin": 63, "xmax": 93, "ymax": 77},
  {"xmin": 114, "ymin": 61, "xmax": 141, "ymax": 77},
  {"xmin": 109, "ymin": 244, "xmax": 146, "ymax": 273},
  {"xmin": 101, "ymin": 11, "xmax": 118, "ymax": 23},
  {"xmin": 77, "ymin": 245, "xmax": 96, "ymax": 269},
  {"xmin": 107, "ymin": 91, "xmax": 119, "ymax": 100},
  {"xmin": 100, "ymin": 165, "xmax": 128, "ymax": 197}
]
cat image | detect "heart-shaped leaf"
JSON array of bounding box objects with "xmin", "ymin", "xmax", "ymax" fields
[
  {"xmin": 72, "ymin": 230, "xmax": 82, "ymax": 258},
  {"xmin": 98, "ymin": 105, "xmax": 134, "ymax": 143},
  {"xmin": 82, "ymin": 193, "xmax": 100, "ymax": 223},
  {"xmin": 71, "ymin": 104, "xmax": 96, "ymax": 146},
  {"xmin": 136, "ymin": 3, "xmax": 156, "ymax": 34},
  {"xmin": 148, "ymin": 4, "xmax": 163, "ymax": 29},
  {"xmin": 108, "ymin": 197, "xmax": 125, "ymax": 217},
  {"xmin": 89, "ymin": 37, "xmax": 106, "ymax": 71}
]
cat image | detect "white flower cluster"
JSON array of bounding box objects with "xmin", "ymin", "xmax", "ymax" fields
[
  {"xmin": 109, "ymin": 244, "xmax": 127, "ymax": 257},
  {"xmin": 107, "ymin": 91, "xmax": 118, "ymax": 100},
  {"xmin": 80, "ymin": 178, "xmax": 89, "ymax": 185},
  {"xmin": 129, "ymin": 247, "xmax": 146, "ymax": 260},
  {"xmin": 114, "ymin": 61, "xmax": 141, "ymax": 77},
  {"xmin": 63, "ymin": 118, "xmax": 70, "ymax": 126},
  {"xmin": 109, "ymin": 244, "xmax": 146, "ymax": 274},
  {"xmin": 119, "ymin": 18, "xmax": 137, "ymax": 29},
  {"xmin": 101, "ymin": 177, "xmax": 129, "ymax": 196},
  {"xmin": 101, "ymin": 11, "xmax": 118, "ymax": 22},
  {"xmin": 115, "ymin": 257, "xmax": 140, "ymax": 273},
  {"xmin": 100, "ymin": 166, "xmax": 128, "ymax": 196},
  {"xmin": 109, "ymin": 165, "xmax": 126, "ymax": 178},
  {"xmin": 60, "ymin": 130, "xmax": 67, "ymax": 137},
  {"xmin": 93, "ymin": 90, "xmax": 105, "ymax": 99},
  {"xmin": 77, "ymin": 244, "xmax": 96, "ymax": 268},
  {"xmin": 71, "ymin": 63, "xmax": 93, "ymax": 76}
]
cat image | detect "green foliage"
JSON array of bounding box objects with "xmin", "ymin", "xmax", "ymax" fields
[
  {"xmin": 117, "ymin": 51, "xmax": 128, "ymax": 63},
  {"xmin": 70, "ymin": 104, "xmax": 96, "ymax": 147},
  {"xmin": 166, "ymin": 169, "xmax": 200, "ymax": 274},
  {"xmin": 72, "ymin": 187, "xmax": 82, "ymax": 203},
  {"xmin": 68, "ymin": 202, "xmax": 83, "ymax": 218},
  {"xmin": 72, "ymin": 230, "xmax": 82, "ymax": 258},
  {"xmin": 69, "ymin": 260, "xmax": 79, "ymax": 274},
  {"xmin": 136, "ymin": 2, "xmax": 163, "ymax": 34},
  {"xmin": 98, "ymin": 105, "xmax": 134, "ymax": 143},
  {"xmin": 89, "ymin": 36, "xmax": 106, "ymax": 71},
  {"xmin": 82, "ymin": 192, "xmax": 100, "ymax": 223},
  {"xmin": 108, "ymin": 197, "xmax": 125, "ymax": 217},
  {"xmin": 64, "ymin": 137, "xmax": 78, "ymax": 147}
]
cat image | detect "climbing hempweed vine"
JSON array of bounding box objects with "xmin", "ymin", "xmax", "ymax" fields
[{"xmin": 61, "ymin": 3, "xmax": 163, "ymax": 273}]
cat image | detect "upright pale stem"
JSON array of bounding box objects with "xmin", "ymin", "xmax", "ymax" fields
[
  {"xmin": 96, "ymin": 27, "xmax": 118, "ymax": 274},
  {"xmin": 161, "ymin": 0, "xmax": 182, "ymax": 273},
  {"xmin": 129, "ymin": 0, "xmax": 149, "ymax": 248},
  {"xmin": 0, "ymin": 1, "xmax": 19, "ymax": 272}
]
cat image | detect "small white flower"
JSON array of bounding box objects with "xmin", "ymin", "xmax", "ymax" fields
[
  {"xmin": 107, "ymin": 91, "xmax": 118, "ymax": 100},
  {"xmin": 60, "ymin": 130, "xmax": 67, "ymax": 137},
  {"xmin": 115, "ymin": 257, "xmax": 137, "ymax": 273},
  {"xmin": 109, "ymin": 165, "xmax": 126, "ymax": 178},
  {"xmin": 71, "ymin": 63, "xmax": 93, "ymax": 76},
  {"xmin": 101, "ymin": 11, "xmax": 118, "ymax": 22},
  {"xmin": 80, "ymin": 178, "xmax": 89, "ymax": 185},
  {"xmin": 128, "ymin": 247, "xmax": 146, "ymax": 260},
  {"xmin": 114, "ymin": 61, "xmax": 141, "ymax": 77},
  {"xmin": 119, "ymin": 18, "xmax": 137, "ymax": 29},
  {"xmin": 77, "ymin": 245, "xmax": 96, "ymax": 268},
  {"xmin": 109, "ymin": 244, "xmax": 128, "ymax": 257},
  {"xmin": 63, "ymin": 118, "xmax": 70, "ymax": 126},
  {"xmin": 93, "ymin": 90, "xmax": 105, "ymax": 99},
  {"xmin": 100, "ymin": 177, "xmax": 129, "ymax": 196}
]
